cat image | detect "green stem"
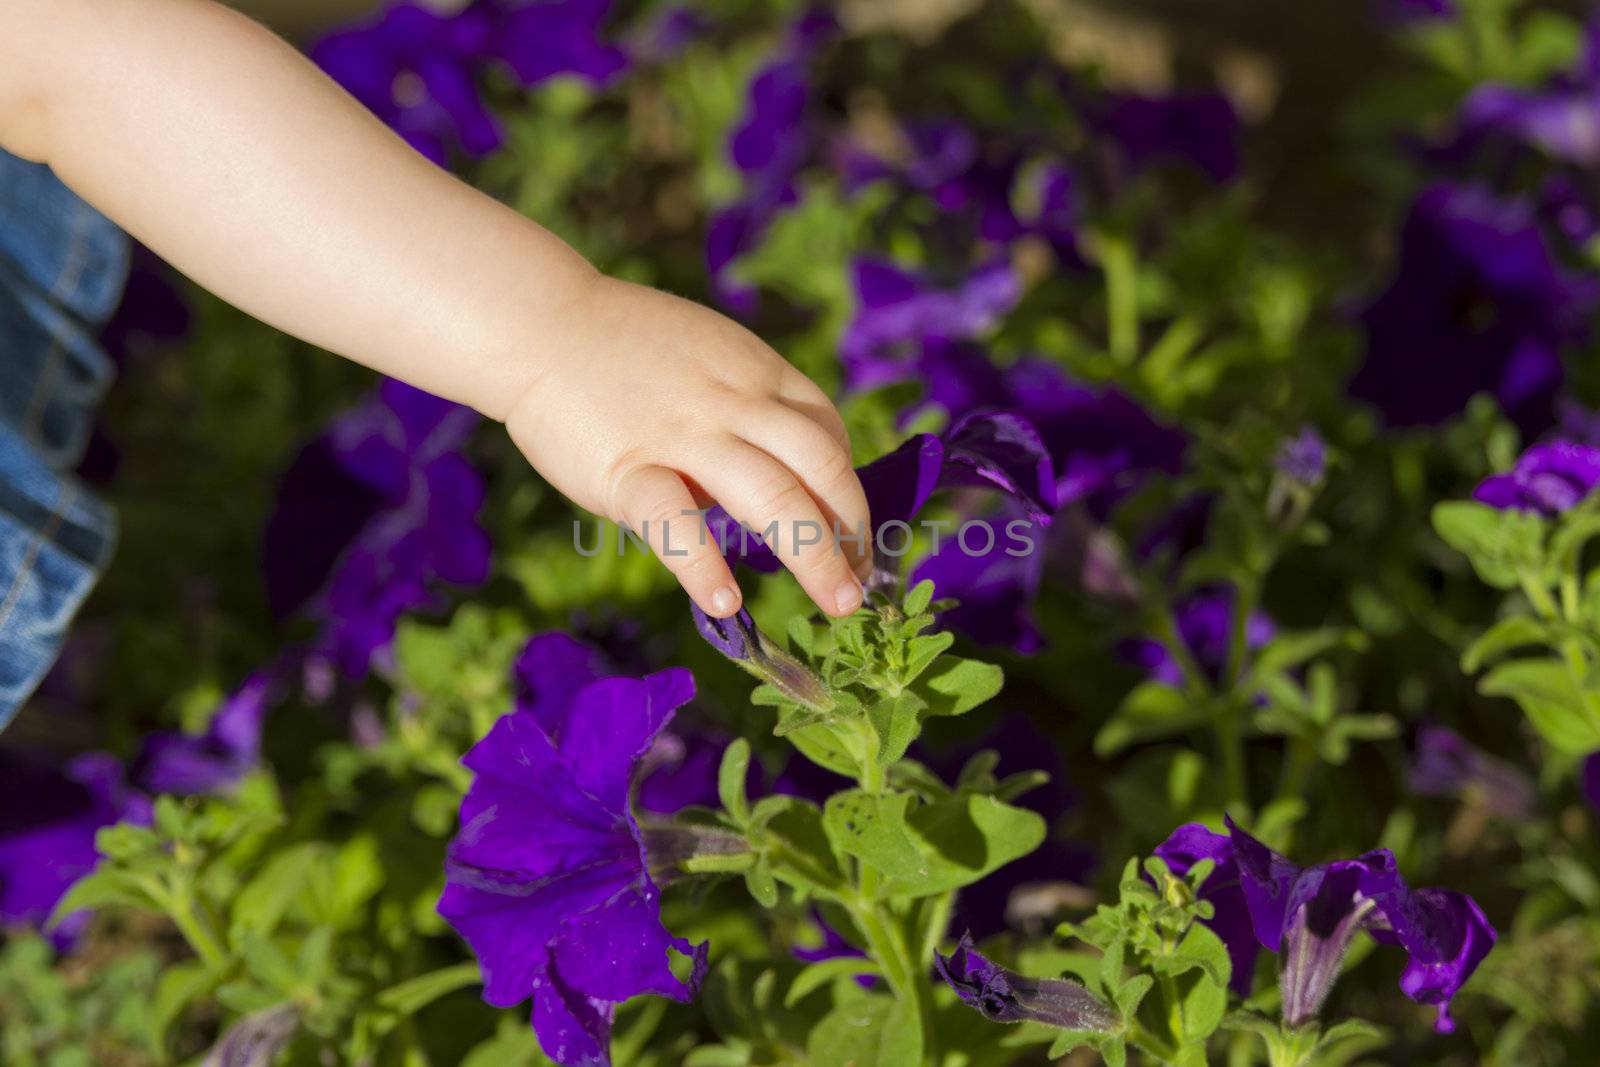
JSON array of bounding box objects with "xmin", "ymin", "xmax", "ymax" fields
[
  {"xmin": 1101, "ymin": 232, "xmax": 1140, "ymax": 366},
  {"xmin": 164, "ymin": 882, "xmax": 228, "ymax": 971},
  {"xmin": 1215, "ymin": 708, "xmax": 1249, "ymax": 817},
  {"xmin": 1151, "ymin": 607, "xmax": 1211, "ymax": 701}
]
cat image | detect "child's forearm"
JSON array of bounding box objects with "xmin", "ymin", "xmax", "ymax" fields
[{"xmin": 0, "ymin": 0, "xmax": 595, "ymax": 420}]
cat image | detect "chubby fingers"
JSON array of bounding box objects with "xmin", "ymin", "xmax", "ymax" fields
[
  {"xmin": 612, "ymin": 464, "xmax": 743, "ymax": 618},
  {"xmin": 692, "ymin": 436, "xmax": 866, "ymax": 618},
  {"xmin": 736, "ymin": 401, "xmax": 873, "ymax": 583}
]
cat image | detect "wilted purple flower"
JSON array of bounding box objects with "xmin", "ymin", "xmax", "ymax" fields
[
  {"xmin": 312, "ymin": 3, "xmax": 503, "ymax": 165},
  {"xmin": 690, "ymin": 605, "xmax": 832, "ymax": 710},
  {"xmin": 1408, "ymin": 725, "xmax": 1536, "ymax": 819},
  {"xmin": 1090, "ymin": 91, "xmax": 1240, "ymax": 183},
  {"xmin": 840, "ymin": 257, "xmax": 1020, "ymax": 391},
  {"xmin": 438, "ymin": 657, "xmax": 706, "ymax": 1066},
  {"xmin": 1127, "ymin": 588, "xmax": 1275, "ymax": 688},
  {"xmin": 1275, "ymin": 427, "xmax": 1326, "ymax": 487},
  {"xmin": 1473, "ymin": 439, "xmax": 1600, "ymax": 516},
  {"xmin": 935, "ymin": 932, "xmax": 1118, "ymax": 1030},
  {"xmin": 201, "ymin": 1005, "xmax": 299, "ymax": 1067},
  {"xmin": 0, "ymin": 752, "xmax": 149, "ymax": 951},
  {"xmin": 1158, "ymin": 817, "xmax": 1496, "ymax": 1033},
  {"xmin": 134, "ymin": 665, "xmax": 288, "ymax": 796},
  {"xmin": 1350, "ymin": 183, "xmax": 1598, "ymax": 434},
  {"xmin": 264, "ymin": 380, "xmax": 491, "ymax": 677}
]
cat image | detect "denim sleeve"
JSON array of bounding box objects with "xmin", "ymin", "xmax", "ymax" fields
[{"xmin": 0, "ymin": 151, "xmax": 127, "ymax": 732}]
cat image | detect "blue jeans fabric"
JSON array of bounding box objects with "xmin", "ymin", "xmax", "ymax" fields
[{"xmin": 0, "ymin": 150, "xmax": 127, "ymax": 731}]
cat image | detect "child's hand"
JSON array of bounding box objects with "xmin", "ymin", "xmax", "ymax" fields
[
  {"xmin": 3, "ymin": 0, "xmax": 869, "ymax": 619},
  {"xmin": 505, "ymin": 276, "xmax": 872, "ymax": 619}
]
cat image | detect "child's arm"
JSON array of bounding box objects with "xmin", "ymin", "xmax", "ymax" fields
[{"xmin": 0, "ymin": 0, "xmax": 871, "ymax": 619}]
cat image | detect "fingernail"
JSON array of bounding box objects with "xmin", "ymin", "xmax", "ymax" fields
[
  {"xmin": 834, "ymin": 578, "xmax": 863, "ymax": 615},
  {"xmin": 711, "ymin": 586, "xmax": 740, "ymax": 616}
]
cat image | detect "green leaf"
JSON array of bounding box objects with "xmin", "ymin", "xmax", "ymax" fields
[
  {"xmin": 914, "ymin": 657, "xmax": 1003, "ymax": 717},
  {"xmin": 867, "ymin": 692, "xmax": 926, "ymax": 766},
  {"xmin": 1432, "ymin": 501, "xmax": 1546, "ymax": 589},
  {"xmin": 148, "ymin": 960, "xmax": 215, "ymax": 1055},
  {"xmin": 1461, "ymin": 616, "xmax": 1556, "ymax": 673},
  {"xmin": 903, "ymin": 579, "xmax": 935, "ymax": 617},
  {"xmin": 1248, "ymin": 628, "xmax": 1357, "ymax": 679},
  {"xmin": 376, "ymin": 962, "xmax": 482, "ymax": 1015},
  {"xmin": 326, "ymin": 834, "xmax": 385, "ymax": 928},
  {"xmin": 823, "ymin": 790, "xmax": 925, "ymax": 882},
  {"xmin": 50, "ymin": 869, "xmax": 161, "ymax": 925},
  {"xmin": 719, "ymin": 739, "xmax": 752, "ymax": 825},
  {"xmin": 1479, "ymin": 657, "xmax": 1600, "ymax": 754},
  {"xmin": 900, "ymin": 633, "xmax": 953, "ymax": 687},
  {"xmin": 1549, "ymin": 507, "xmax": 1600, "ymax": 566},
  {"xmin": 239, "ymin": 935, "xmax": 300, "ymax": 996},
  {"xmin": 1095, "ymin": 682, "xmax": 1211, "ymax": 756},
  {"xmin": 785, "ymin": 956, "xmax": 883, "ymax": 1007},
  {"xmin": 1045, "ymin": 1031, "xmax": 1103, "ymax": 1059},
  {"xmin": 806, "ymin": 994, "xmax": 923, "ymax": 1067},
  {"xmin": 744, "ymin": 860, "xmax": 779, "ymax": 908},
  {"xmin": 824, "ymin": 789, "xmax": 1045, "ymax": 897},
  {"xmin": 1112, "ymin": 973, "xmax": 1154, "ymax": 1017},
  {"xmin": 230, "ymin": 843, "xmax": 324, "ymax": 941}
]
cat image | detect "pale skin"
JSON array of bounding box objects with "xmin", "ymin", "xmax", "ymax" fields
[{"xmin": 0, "ymin": 0, "xmax": 873, "ymax": 619}]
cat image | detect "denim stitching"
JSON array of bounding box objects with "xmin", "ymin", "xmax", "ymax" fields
[
  {"xmin": 0, "ymin": 483, "xmax": 72, "ymax": 638},
  {"xmin": 22, "ymin": 200, "xmax": 93, "ymax": 441}
]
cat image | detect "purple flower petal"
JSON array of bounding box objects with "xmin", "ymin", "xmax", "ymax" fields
[
  {"xmin": 1472, "ymin": 439, "xmax": 1600, "ymax": 517},
  {"xmin": 439, "ymin": 650, "xmax": 702, "ymax": 1066}
]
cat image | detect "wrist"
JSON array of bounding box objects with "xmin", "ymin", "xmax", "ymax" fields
[{"xmin": 474, "ymin": 257, "xmax": 606, "ymax": 424}]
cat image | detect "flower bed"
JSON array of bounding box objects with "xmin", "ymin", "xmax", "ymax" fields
[{"xmin": 4, "ymin": 2, "xmax": 1600, "ymax": 1065}]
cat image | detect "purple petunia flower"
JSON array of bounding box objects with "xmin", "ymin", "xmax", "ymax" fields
[
  {"xmin": 840, "ymin": 257, "xmax": 1021, "ymax": 392},
  {"xmin": 1126, "ymin": 588, "xmax": 1275, "ymax": 689},
  {"xmin": 513, "ymin": 630, "xmax": 743, "ymax": 816},
  {"xmin": 707, "ymin": 10, "xmax": 837, "ymax": 313},
  {"xmin": 1002, "ymin": 359, "xmax": 1188, "ymax": 517},
  {"xmin": 133, "ymin": 665, "xmax": 287, "ymax": 796},
  {"xmin": 438, "ymin": 646, "xmax": 706, "ymax": 1066},
  {"xmin": 1350, "ymin": 183, "xmax": 1599, "ymax": 434},
  {"xmin": 313, "ymin": 1, "xmax": 628, "ymax": 167},
  {"xmin": 312, "ymin": 3, "xmax": 503, "ymax": 165},
  {"xmin": 1275, "ymin": 427, "xmax": 1327, "ymax": 488},
  {"xmin": 1473, "ymin": 439, "xmax": 1600, "ymax": 516},
  {"xmin": 1408, "ymin": 725, "xmax": 1536, "ymax": 820},
  {"xmin": 0, "ymin": 751, "xmax": 149, "ymax": 951},
  {"xmin": 1157, "ymin": 817, "xmax": 1496, "ymax": 1033},
  {"xmin": 1154, "ymin": 822, "xmax": 1260, "ymax": 995},
  {"xmin": 1438, "ymin": 21, "xmax": 1600, "ymax": 171},
  {"xmin": 264, "ymin": 379, "xmax": 491, "ymax": 678},
  {"xmin": 486, "ymin": 0, "xmax": 629, "ymax": 88},
  {"xmin": 935, "ymin": 931, "xmax": 1118, "ymax": 1030},
  {"xmin": 1090, "ymin": 91, "xmax": 1241, "ymax": 183}
]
